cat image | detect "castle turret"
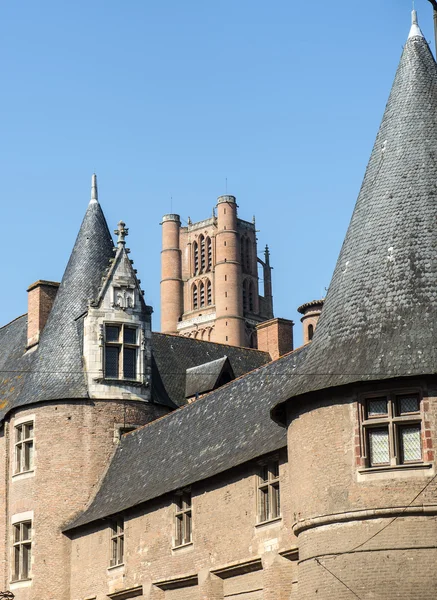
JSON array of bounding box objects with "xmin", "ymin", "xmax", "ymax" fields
[
  {"xmin": 160, "ymin": 214, "xmax": 183, "ymax": 334},
  {"xmin": 297, "ymin": 299, "xmax": 324, "ymax": 344},
  {"xmin": 214, "ymin": 195, "xmax": 245, "ymax": 346}
]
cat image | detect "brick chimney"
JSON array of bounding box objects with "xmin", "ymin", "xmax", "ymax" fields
[
  {"xmin": 256, "ymin": 317, "xmax": 294, "ymax": 361},
  {"xmin": 27, "ymin": 280, "xmax": 60, "ymax": 349},
  {"xmin": 297, "ymin": 299, "xmax": 324, "ymax": 344}
]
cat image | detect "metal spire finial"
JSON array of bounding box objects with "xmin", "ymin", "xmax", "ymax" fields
[
  {"xmin": 90, "ymin": 173, "xmax": 98, "ymax": 204},
  {"xmin": 409, "ymin": 8, "xmax": 424, "ymax": 38}
]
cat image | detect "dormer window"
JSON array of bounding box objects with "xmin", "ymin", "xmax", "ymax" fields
[{"xmin": 104, "ymin": 324, "xmax": 138, "ymax": 380}]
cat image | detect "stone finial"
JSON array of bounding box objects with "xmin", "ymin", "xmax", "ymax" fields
[
  {"xmin": 114, "ymin": 220, "xmax": 129, "ymax": 248},
  {"xmin": 409, "ymin": 9, "xmax": 424, "ymax": 38},
  {"xmin": 90, "ymin": 173, "xmax": 98, "ymax": 204},
  {"xmin": 187, "ymin": 216, "xmax": 192, "ymax": 225},
  {"xmin": 265, "ymin": 244, "xmax": 270, "ymax": 266}
]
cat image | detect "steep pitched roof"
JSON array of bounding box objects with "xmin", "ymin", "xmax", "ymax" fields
[
  {"xmin": 151, "ymin": 333, "xmax": 270, "ymax": 406},
  {"xmin": 17, "ymin": 189, "xmax": 115, "ymax": 407},
  {"xmin": 64, "ymin": 344, "xmax": 309, "ymax": 531},
  {"xmin": 272, "ymin": 13, "xmax": 437, "ymax": 410}
]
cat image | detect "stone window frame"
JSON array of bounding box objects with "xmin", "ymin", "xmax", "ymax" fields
[
  {"xmin": 104, "ymin": 323, "xmax": 139, "ymax": 382},
  {"xmin": 257, "ymin": 458, "xmax": 281, "ymax": 524},
  {"xmin": 358, "ymin": 390, "xmax": 425, "ymax": 470},
  {"xmin": 12, "ymin": 520, "xmax": 32, "ymax": 582},
  {"xmin": 173, "ymin": 489, "xmax": 192, "ymax": 548},
  {"xmin": 14, "ymin": 420, "xmax": 34, "ymax": 475},
  {"xmin": 109, "ymin": 517, "xmax": 124, "ymax": 568}
]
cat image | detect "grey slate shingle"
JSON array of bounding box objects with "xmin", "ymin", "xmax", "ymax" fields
[{"xmin": 272, "ymin": 32, "xmax": 437, "ymax": 413}]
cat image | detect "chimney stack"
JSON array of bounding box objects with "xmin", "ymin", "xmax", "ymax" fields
[
  {"xmin": 256, "ymin": 317, "xmax": 294, "ymax": 361},
  {"xmin": 27, "ymin": 280, "xmax": 60, "ymax": 349}
]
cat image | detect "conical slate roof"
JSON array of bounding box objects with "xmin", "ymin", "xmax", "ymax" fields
[
  {"xmin": 19, "ymin": 179, "xmax": 115, "ymax": 405},
  {"xmin": 278, "ymin": 14, "xmax": 437, "ymax": 404}
]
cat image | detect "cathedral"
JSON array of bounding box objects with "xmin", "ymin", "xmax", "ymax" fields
[{"xmin": 1, "ymin": 9, "xmax": 437, "ymax": 600}]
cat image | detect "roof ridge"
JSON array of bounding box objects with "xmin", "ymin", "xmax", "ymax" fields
[
  {"xmin": 152, "ymin": 331, "xmax": 270, "ymax": 355},
  {"xmin": 0, "ymin": 313, "xmax": 27, "ymax": 331}
]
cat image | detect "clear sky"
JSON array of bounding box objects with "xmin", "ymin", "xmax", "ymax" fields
[{"xmin": 1, "ymin": 0, "xmax": 434, "ymax": 346}]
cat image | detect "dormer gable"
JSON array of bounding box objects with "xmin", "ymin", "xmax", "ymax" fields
[{"xmin": 83, "ymin": 220, "xmax": 153, "ymax": 402}]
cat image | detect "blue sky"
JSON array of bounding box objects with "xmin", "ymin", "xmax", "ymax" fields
[{"xmin": 1, "ymin": 0, "xmax": 434, "ymax": 345}]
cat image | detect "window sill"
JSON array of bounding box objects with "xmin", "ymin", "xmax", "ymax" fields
[
  {"xmin": 359, "ymin": 462, "xmax": 432, "ymax": 474},
  {"xmin": 12, "ymin": 470, "xmax": 35, "ymax": 481},
  {"xmin": 107, "ymin": 563, "xmax": 125, "ymax": 572},
  {"xmin": 10, "ymin": 578, "xmax": 32, "ymax": 590},
  {"xmin": 172, "ymin": 541, "xmax": 193, "ymax": 552},
  {"xmin": 255, "ymin": 516, "xmax": 282, "ymax": 529},
  {"xmin": 94, "ymin": 378, "xmax": 144, "ymax": 388}
]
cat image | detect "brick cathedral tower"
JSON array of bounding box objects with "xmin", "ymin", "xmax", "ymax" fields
[{"xmin": 160, "ymin": 195, "xmax": 274, "ymax": 347}]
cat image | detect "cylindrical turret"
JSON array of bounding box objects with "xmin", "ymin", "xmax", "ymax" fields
[
  {"xmin": 214, "ymin": 195, "xmax": 245, "ymax": 346},
  {"xmin": 297, "ymin": 299, "xmax": 324, "ymax": 344},
  {"xmin": 161, "ymin": 214, "xmax": 183, "ymax": 334}
]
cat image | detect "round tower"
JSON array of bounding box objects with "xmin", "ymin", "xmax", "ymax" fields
[
  {"xmin": 214, "ymin": 195, "xmax": 245, "ymax": 346},
  {"xmin": 297, "ymin": 299, "xmax": 324, "ymax": 344},
  {"xmin": 160, "ymin": 214, "xmax": 183, "ymax": 334}
]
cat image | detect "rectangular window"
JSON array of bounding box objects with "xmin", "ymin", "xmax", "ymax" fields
[
  {"xmin": 258, "ymin": 460, "xmax": 280, "ymax": 523},
  {"xmin": 174, "ymin": 491, "xmax": 192, "ymax": 547},
  {"xmin": 104, "ymin": 324, "xmax": 138, "ymax": 380},
  {"xmin": 15, "ymin": 422, "xmax": 34, "ymax": 474},
  {"xmin": 12, "ymin": 521, "xmax": 32, "ymax": 581},
  {"xmin": 109, "ymin": 518, "xmax": 124, "ymax": 567},
  {"xmin": 361, "ymin": 393, "xmax": 422, "ymax": 467}
]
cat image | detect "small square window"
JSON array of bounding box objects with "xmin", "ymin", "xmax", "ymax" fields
[
  {"xmin": 360, "ymin": 393, "xmax": 423, "ymax": 468},
  {"xmin": 104, "ymin": 324, "xmax": 139, "ymax": 381}
]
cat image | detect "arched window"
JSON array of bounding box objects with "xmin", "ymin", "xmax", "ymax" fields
[
  {"xmin": 193, "ymin": 283, "xmax": 198, "ymax": 309},
  {"xmin": 249, "ymin": 280, "xmax": 254, "ymax": 312},
  {"xmin": 308, "ymin": 323, "xmax": 314, "ymax": 341},
  {"xmin": 199, "ymin": 235, "xmax": 205, "ymax": 273},
  {"xmin": 206, "ymin": 279, "xmax": 212, "ymax": 305},
  {"xmin": 206, "ymin": 237, "xmax": 212, "ymax": 271},
  {"xmin": 193, "ymin": 242, "xmax": 199, "ymax": 275},
  {"xmin": 199, "ymin": 281, "xmax": 205, "ymax": 307},
  {"xmin": 240, "ymin": 237, "xmax": 245, "ymax": 269}
]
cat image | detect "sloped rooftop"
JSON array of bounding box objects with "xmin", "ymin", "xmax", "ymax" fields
[
  {"xmin": 64, "ymin": 344, "xmax": 309, "ymax": 531},
  {"xmin": 273, "ymin": 14, "xmax": 437, "ymax": 411}
]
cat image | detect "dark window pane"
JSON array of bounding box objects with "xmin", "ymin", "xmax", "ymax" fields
[
  {"xmin": 123, "ymin": 327, "xmax": 136, "ymax": 345},
  {"xmin": 185, "ymin": 510, "xmax": 192, "ymax": 543},
  {"xmin": 105, "ymin": 346, "xmax": 119, "ymax": 378},
  {"xmin": 106, "ymin": 326, "xmax": 120, "ymax": 342},
  {"xmin": 400, "ymin": 425, "xmax": 422, "ymax": 462},
  {"xmin": 123, "ymin": 347, "xmax": 136, "ymax": 379},
  {"xmin": 261, "ymin": 465, "xmax": 268, "ymax": 482},
  {"xmin": 271, "ymin": 461, "xmax": 279, "ymax": 479},
  {"xmin": 271, "ymin": 483, "xmax": 280, "ymax": 519},
  {"xmin": 22, "ymin": 544, "xmax": 30, "ymax": 578},
  {"xmin": 13, "ymin": 546, "xmax": 19, "ymax": 580},
  {"xmin": 367, "ymin": 398, "xmax": 388, "ymax": 418},
  {"xmin": 13, "ymin": 524, "xmax": 20, "ymax": 543},
  {"xmin": 16, "ymin": 425, "xmax": 22, "ymax": 442},
  {"xmin": 259, "ymin": 487, "xmax": 269, "ymax": 522},
  {"xmin": 397, "ymin": 395, "xmax": 420, "ymax": 415}
]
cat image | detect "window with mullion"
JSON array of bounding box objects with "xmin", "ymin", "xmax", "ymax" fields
[
  {"xmin": 12, "ymin": 521, "xmax": 32, "ymax": 581},
  {"xmin": 104, "ymin": 325, "xmax": 138, "ymax": 381},
  {"xmin": 14, "ymin": 423, "xmax": 34, "ymax": 474},
  {"xmin": 362, "ymin": 393, "xmax": 422, "ymax": 467},
  {"xmin": 109, "ymin": 518, "xmax": 124, "ymax": 567},
  {"xmin": 174, "ymin": 491, "xmax": 192, "ymax": 547},
  {"xmin": 258, "ymin": 460, "xmax": 280, "ymax": 522}
]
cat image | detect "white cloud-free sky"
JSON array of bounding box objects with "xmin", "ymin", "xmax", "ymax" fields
[{"xmin": 1, "ymin": 0, "xmax": 434, "ymax": 345}]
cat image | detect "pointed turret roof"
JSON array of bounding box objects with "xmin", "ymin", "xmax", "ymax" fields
[
  {"xmin": 276, "ymin": 12, "xmax": 437, "ymax": 407},
  {"xmin": 19, "ymin": 175, "xmax": 115, "ymax": 405}
]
